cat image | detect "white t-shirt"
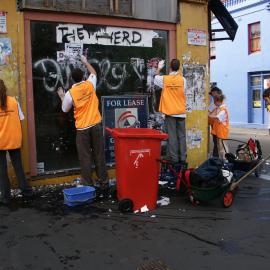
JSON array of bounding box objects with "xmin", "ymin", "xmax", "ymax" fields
[
  {"xmin": 216, "ymin": 104, "xmax": 228, "ymax": 125},
  {"xmin": 154, "ymin": 71, "xmax": 187, "ymax": 118},
  {"xmin": 61, "ymin": 74, "xmax": 97, "ymax": 113},
  {"xmin": 17, "ymin": 102, "xmax": 24, "ymax": 120}
]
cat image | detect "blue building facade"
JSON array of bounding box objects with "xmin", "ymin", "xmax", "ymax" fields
[{"xmin": 211, "ymin": 0, "xmax": 270, "ymax": 128}]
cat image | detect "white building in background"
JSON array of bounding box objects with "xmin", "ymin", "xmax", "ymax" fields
[{"xmin": 211, "ymin": 0, "xmax": 270, "ymax": 128}]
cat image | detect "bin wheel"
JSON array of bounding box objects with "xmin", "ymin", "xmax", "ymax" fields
[
  {"xmin": 119, "ymin": 199, "xmax": 134, "ymax": 213},
  {"xmin": 109, "ymin": 186, "xmax": 117, "ymax": 200},
  {"xmin": 221, "ymin": 191, "xmax": 234, "ymax": 208}
]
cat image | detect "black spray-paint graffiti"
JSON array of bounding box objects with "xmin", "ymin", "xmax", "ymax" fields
[
  {"xmin": 33, "ymin": 57, "xmax": 146, "ymax": 92},
  {"xmin": 33, "ymin": 56, "xmax": 164, "ymax": 130},
  {"xmin": 56, "ymin": 25, "xmax": 158, "ymax": 47}
]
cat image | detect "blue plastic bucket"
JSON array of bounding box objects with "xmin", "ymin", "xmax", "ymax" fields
[{"xmin": 63, "ymin": 186, "xmax": 96, "ymax": 207}]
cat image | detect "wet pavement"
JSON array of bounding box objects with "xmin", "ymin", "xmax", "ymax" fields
[
  {"xmin": 0, "ymin": 131, "xmax": 270, "ymax": 270},
  {"xmin": 0, "ymin": 172, "xmax": 270, "ymax": 270}
]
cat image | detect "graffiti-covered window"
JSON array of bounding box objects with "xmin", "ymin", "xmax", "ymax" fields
[{"xmin": 31, "ymin": 21, "xmax": 168, "ymax": 173}]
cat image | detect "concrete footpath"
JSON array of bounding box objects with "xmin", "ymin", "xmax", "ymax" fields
[{"xmin": 230, "ymin": 126, "xmax": 269, "ymax": 136}]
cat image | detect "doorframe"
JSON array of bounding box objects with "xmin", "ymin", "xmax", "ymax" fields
[
  {"xmin": 248, "ymin": 71, "xmax": 270, "ymax": 125},
  {"xmin": 24, "ymin": 11, "xmax": 176, "ymax": 176}
]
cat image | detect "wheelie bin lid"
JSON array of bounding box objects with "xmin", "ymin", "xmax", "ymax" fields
[{"xmin": 106, "ymin": 127, "xmax": 168, "ymax": 140}]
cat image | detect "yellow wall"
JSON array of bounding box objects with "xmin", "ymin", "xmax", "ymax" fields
[
  {"xmin": 1, "ymin": 1, "xmax": 210, "ymax": 188},
  {"xmin": 0, "ymin": 1, "xmax": 29, "ymax": 186},
  {"xmin": 177, "ymin": 1, "xmax": 209, "ymax": 168}
]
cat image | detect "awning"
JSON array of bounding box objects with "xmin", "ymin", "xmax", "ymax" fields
[{"xmin": 209, "ymin": 0, "xmax": 238, "ymax": 41}]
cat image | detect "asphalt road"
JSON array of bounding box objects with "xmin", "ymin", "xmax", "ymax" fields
[{"xmin": 0, "ymin": 130, "xmax": 269, "ymax": 270}]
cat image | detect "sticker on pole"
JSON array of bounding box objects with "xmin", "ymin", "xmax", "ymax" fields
[{"xmin": 130, "ymin": 149, "xmax": 151, "ymax": 169}]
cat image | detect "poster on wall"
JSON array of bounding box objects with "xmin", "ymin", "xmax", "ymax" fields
[
  {"xmin": 187, "ymin": 29, "xmax": 207, "ymax": 46},
  {"xmin": 0, "ymin": 38, "xmax": 12, "ymax": 65},
  {"xmin": 0, "ymin": 11, "xmax": 7, "ymax": 33},
  {"xmin": 102, "ymin": 95, "xmax": 149, "ymax": 164},
  {"xmin": 183, "ymin": 64, "xmax": 206, "ymax": 112}
]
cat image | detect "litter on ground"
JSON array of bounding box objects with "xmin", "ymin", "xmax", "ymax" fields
[{"xmin": 157, "ymin": 196, "xmax": 170, "ymax": 206}]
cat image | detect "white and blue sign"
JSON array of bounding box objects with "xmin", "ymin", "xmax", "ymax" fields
[{"xmin": 102, "ymin": 95, "xmax": 149, "ymax": 165}]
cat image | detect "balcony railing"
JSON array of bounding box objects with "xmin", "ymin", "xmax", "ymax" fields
[{"xmin": 222, "ymin": 0, "xmax": 248, "ymax": 8}]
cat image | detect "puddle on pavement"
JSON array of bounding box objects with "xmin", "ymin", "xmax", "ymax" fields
[
  {"xmin": 218, "ymin": 240, "xmax": 241, "ymax": 255},
  {"xmin": 1, "ymin": 185, "xmax": 109, "ymax": 217}
]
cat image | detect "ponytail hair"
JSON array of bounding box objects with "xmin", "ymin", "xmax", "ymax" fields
[{"xmin": 0, "ymin": 79, "xmax": 7, "ymax": 111}]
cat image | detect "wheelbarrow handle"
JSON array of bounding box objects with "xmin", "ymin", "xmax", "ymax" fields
[{"xmin": 230, "ymin": 153, "xmax": 270, "ymax": 191}]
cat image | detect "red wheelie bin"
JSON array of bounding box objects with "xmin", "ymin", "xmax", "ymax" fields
[{"xmin": 106, "ymin": 128, "xmax": 168, "ymax": 212}]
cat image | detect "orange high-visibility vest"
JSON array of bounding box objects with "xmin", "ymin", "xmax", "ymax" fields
[
  {"xmin": 69, "ymin": 80, "xmax": 101, "ymax": 129},
  {"xmin": 211, "ymin": 105, "xmax": 229, "ymax": 139},
  {"xmin": 0, "ymin": 96, "xmax": 22, "ymax": 150},
  {"xmin": 159, "ymin": 74, "xmax": 186, "ymax": 115}
]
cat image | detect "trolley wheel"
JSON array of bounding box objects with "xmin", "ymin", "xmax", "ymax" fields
[
  {"xmin": 118, "ymin": 199, "xmax": 134, "ymax": 213},
  {"xmin": 221, "ymin": 191, "xmax": 234, "ymax": 208}
]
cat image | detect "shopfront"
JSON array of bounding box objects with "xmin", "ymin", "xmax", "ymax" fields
[
  {"xmin": 24, "ymin": 12, "xmax": 176, "ymax": 176},
  {"xmin": 248, "ymin": 72, "xmax": 270, "ymax": 125}
]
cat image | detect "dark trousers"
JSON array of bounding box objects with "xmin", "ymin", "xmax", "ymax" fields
[
  {"xmin": 212, "ymin": 134, "xmax": 219, "ymax": 157},
  {"xmin": 165, "ymin": 115, "xmax": 187, "ymax": 163},
  {"xmin": 0, "ymin": 149, "xmax": 29, "ymax": 200},
  {"xmin": 76, "ymin": 123, "xmax": 108, "ymax": 185}
]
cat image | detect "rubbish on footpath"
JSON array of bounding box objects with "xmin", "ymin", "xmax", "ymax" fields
[
  {"xmin": 109, "ymin": 178, "xmax": 116, "ymax": 187},
  {"xmin": 140, "ymin": 205, "xmax": 149, "ymax": 213},
  {"xmin": 150, "ymin": 215, "xmax": 156, "ymax": 218},
  {"xmin": 222, "ymin": 169, "xmax": 233, "ymax": 183},
  {"xmin": 157, "ymin": 196, "xmax": 170, "ymax": 206},
  {"xmin": 159, "ymin": 181, "xmax": 168, "ymax": 186},
  {"xmin": 134, "ymin": 210, "xmax": 139, "ymax": 214}
]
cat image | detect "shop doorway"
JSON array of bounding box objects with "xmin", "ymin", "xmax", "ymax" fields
[
  {"xmin": 249, "ymin": 72, "xmax": 270, "ymax": 125},
  {"xmin": 25, "ymin": 13, "xmax": 174, "ymax": 175}
]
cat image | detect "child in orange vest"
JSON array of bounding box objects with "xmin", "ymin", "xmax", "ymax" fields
[
  {"xmin": 209, "ymin": 94, "xmax": 229, "ymax": 160},
  {"xmin": 208, "ymin": 87, "xmax": 222, "ymax": 157}
]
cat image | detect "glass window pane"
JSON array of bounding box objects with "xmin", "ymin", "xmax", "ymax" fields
[
  {"xmin": 253, "ymin": 89, "xmax": 261, "ymax": 108},
  {"xmin": 31, "ymin": 21, "xmax": 168, "ymax": 173},
  {"xmin": 250, "ymin": 76, "xmax": 261, "ymax": 86}
]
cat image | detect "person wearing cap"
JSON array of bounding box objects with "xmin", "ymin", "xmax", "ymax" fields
[
  {"xmin": 0, "ymin": 79, "xmax": 33, "ymax": 205},
  {"xmin": 57, "ymin": 55, "xmax": 108, "ymax": 189},
  {"xmin": 208, "ymin": 86, "xmax": 222, "ymax": 157},
  {"xmin": 263, "ymin": 88, "xmax": 270, "ymax": 135},
  {"xmin": 154, "ymin": 59, "xmax": 187, "ymax": 165}
]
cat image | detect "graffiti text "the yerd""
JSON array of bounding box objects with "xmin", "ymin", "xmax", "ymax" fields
[{"xmin": 56, "ymin": 24, "xmax": 158, "ymax": 47}]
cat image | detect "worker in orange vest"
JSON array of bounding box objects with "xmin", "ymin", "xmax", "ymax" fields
[
  {"xmin": 0, "ymin": 79, "xmax": 33, "ymax": 205},
  {"xmin": 209, "ymin": 94, "xmax": 229, "ymax": 160},
  {"xmin": 208, "ymin": 86, "xmax": 222, "ymax": 157},
  {"xmin": 57, "ymin": 55, "xmax": 108, "ymax": 189},
  {"xmin": 154, "ymin": 59, "xmax": 187, "ymax": 165},
  {"xmin": 263, "ymin": 88, "xmax": 270, "ymax": 135}
]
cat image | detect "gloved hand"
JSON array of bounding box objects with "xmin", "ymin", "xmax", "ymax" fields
[
  {"xmin": 57, "ymin": 87, "xmax": 65, "ymax": 99},
  {"xmin": 80, "ymin": 55, "xmax": 88, "ymax": 64},
  {"xmin": 158, "ymin": 60, "xmax": 165, "ymax": 69}
]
